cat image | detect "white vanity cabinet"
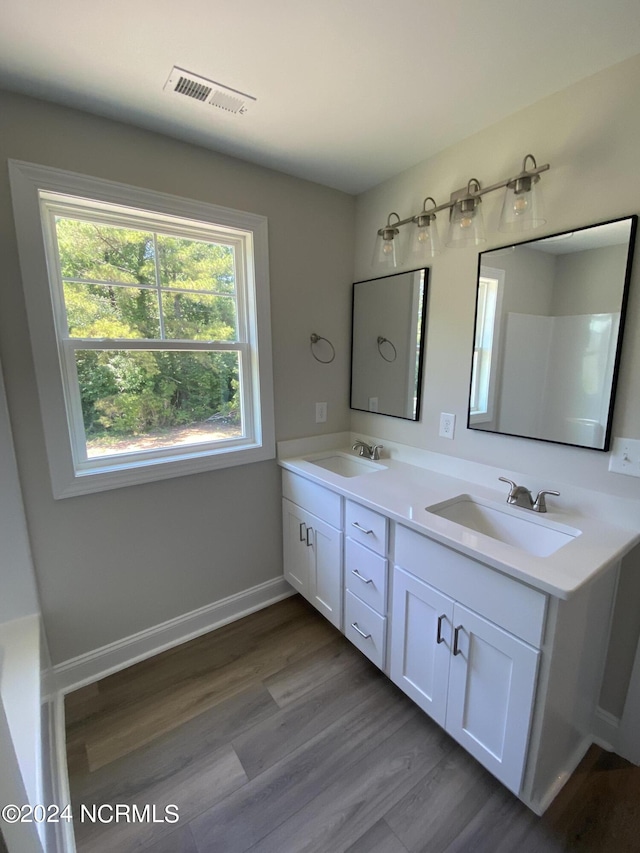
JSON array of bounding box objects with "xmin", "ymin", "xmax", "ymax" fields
[
  {"xmin": 344, "ymin": 500, "xmax": 389, "ymax": 669},
  {"xmin": 282, "ymin": 471, "xmax": 343, "ymax": 629},
  {"xmin": 279, "ymin": 458, "xmax": 625, "ymax": 813},
  {"xmin": 391, "ymin": 526, "xmax": 544, "ymax": 793}
]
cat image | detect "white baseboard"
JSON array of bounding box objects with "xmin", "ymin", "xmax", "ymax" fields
[
  {"xmin": 50, "ymin": 577, "xmax": 294, "ymax": 695},
  {"xmin": 48, "ymin": 695, "xmax": 76, "ymax": 853},
  {"xmin": 593, "ymin": 706, "xmax": 620, "ymax": 752}
]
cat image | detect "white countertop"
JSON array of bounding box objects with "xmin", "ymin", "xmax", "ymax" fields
[{"xmin": 279, "ymin": 447, "xmax": 640, "ymax": 600}]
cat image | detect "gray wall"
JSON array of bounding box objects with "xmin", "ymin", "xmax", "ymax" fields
[
  {"xmin": 352, "ymin": 54, "xmax": 640, "ymax": 718},
  {"xmin": 352, "ymin": 53, "xmax": 640, "ymax": 501},
  {"xmin": 0, "ymin": 359, "xmax": 39, "ymax": 624},
  {"xmin": 0, "ymin": 89, "xmax": 354, "ymax": 663}
]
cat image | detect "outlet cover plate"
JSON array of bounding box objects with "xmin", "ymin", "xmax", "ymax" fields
[
  {"xmin": 439, "ymin": 412, "xmax": 456, "ymax": 439},
  {"xmin": 315, "ymin": 402, "xmax": 327, "ymax": 424}
]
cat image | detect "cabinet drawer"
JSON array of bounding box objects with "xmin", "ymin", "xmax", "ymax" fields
[
  {"xmin": 282, "ymin": 470, "xmax": 342, "ymax": 528},
  {"xmin": 345, "ymin": 538, "xmax": 387, "ymax": 614},
  {"xmin": 345, "ymin": 590, "xmax": 386, "ymax": 670},
  {"xmin": 345, "ymin": 501, "xmax": 387, "ymax": 555},
  {"xmin": 395, "ymin": 526, "xmax": 546, "ymax": 648}
]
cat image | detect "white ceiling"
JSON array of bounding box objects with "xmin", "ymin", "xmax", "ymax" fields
[{"xmin": 1, "ymin": 0, "xmax": 640, "ymax": 194}]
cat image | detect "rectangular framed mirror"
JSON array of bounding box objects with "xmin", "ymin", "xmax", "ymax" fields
[
  {"xmin": 468, "ymin": 215, "xmax": 637, "ymax": 450},
  {"xmin": 350, "ymin": 268, "xmax": 428, "ymax": 420}
]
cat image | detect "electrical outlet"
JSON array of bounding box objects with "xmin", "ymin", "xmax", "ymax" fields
[
  {"xmin": 368, "ymin": 397, "xmax": 379, "ymax": 412},
  {"xmin": 609, "ymin": 437, "xmax": 640, "ymax": 477},
  {"xmin": 315, "ymin": 402, "xmax": 327, "ymax": 424},
  {"xmin": 439, "ymin": 412, "xmax": 456, "ymax": 439}
]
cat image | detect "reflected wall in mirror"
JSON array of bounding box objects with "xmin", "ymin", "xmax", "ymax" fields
[
  {"xmin": 351, "ymin": 268, "xmax": 428, "ymax": 420},
  {"xmin": 468, "ymin": 216, "xmax": 637, "ymax": 450}
]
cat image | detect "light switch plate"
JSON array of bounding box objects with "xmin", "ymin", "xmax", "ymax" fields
[
  {"xmin": 368, "ymin": 397, "xmax": 379, "ymax": 412},
  {"xmin": 609, "ymin": 437, "xmax": 640, "ymax": 477}
]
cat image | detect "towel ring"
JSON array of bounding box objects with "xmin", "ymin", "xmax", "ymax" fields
[
  {"xmin": 377, "ymin": 336, "xmax": 397, "ymax": 363},
  {"xmin": 310, "ymin": 333, "xmax": 336, "ymax": 364}
]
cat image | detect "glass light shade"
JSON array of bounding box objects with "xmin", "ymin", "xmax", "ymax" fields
[
  {"xmin": 498, "ymin": 178, "xmax": 546, "ymax": 233},
  {"xmin": 445, "ymin": 201, "xmax": 486, "ymax": 248},
  {"xmin": 409, "ymin": 215, "xmax": 441, "ymax": 261},
  {"xmin": 372, "ymin": 229, "xmax": 402, "ymax": 270}
]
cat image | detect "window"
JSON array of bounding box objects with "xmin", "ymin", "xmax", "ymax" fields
[
  {"xmin": 9, "ymin": 162, "xmax": 274, "ymax": 497},
  {"xmin": 469, "ymin": 267, "xmax": 504, "ymax": 424}
]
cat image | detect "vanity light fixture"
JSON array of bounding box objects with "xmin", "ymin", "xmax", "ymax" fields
[
  {"xmin": 408, "ymin": 197, "xmax": 442, "ymax": 261},
  {"xmin": 371, "ymin": 153, "xmax": 549, "ymax": 266},
  {"xmin": 372, "ymin": 212, "xmax": 402, "ymax": 270},
  {"xmin": 445, "ymin": 179, "xmax": 486, "ymax": 248},
  {"xmin": 498, "ymin": 154, "xmax": 546, "ymax": 233}
]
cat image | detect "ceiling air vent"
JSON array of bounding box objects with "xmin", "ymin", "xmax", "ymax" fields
[{"xmin": 164, "ymin": 66, "xmax": 256, "ymax": 115}]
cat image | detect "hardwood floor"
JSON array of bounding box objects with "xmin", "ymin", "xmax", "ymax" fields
[{"xmin": 65, "ymin": 595, "xmax": 640, "ymax": 852}]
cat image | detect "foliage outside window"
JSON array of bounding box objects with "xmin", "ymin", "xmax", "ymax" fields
[{"xmin": 9, "ymin": 162, "xmax": 274, "ymax": 496}]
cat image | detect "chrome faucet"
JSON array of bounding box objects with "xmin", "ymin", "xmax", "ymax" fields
[
  {"xmin": 352, "ymin": 440, "xmax": 384, "ymax": 461},
  {"xmin": 499, "ymin": 477, "xmax": 560, "ymax": 513}
]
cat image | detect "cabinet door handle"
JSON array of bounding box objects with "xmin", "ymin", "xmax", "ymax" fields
[
  {"xmin": 453, "ymin": 625, "xmax": 463, "ymax": 656},
  {"xmin": 305, "ymin": 526, "xmax": 313, "ymax": 547},
  {"xmin": 351, "ymin": 569, "xmax": 373, "ymax": 584},
  {"xmin": 436, "ymin": 614, "xmax": 446, "ymax": 644},
  {"xmin": 351, "ymin": 622, "xmax": 372, "ymax": 640},
  {"xmin": 299, "ymin": 522, "xmax": 306, "ymax": 542},
  {"xmin": 351, "ymin": 521, "xmax": 374, "ymax": 535}
]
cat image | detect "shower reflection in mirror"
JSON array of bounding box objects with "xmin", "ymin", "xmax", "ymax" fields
[{"xmin": 468, "ymin": 216, "xmax": 637, "ymax": 450}]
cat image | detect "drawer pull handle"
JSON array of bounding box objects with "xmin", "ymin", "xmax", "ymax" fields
[
  {"xmin": 352, "ymin": 521, "xmax": 374, "ymax": 535},
  {"xmin": 453, "ymin": 625, "xmax": 463, "ymax": 656},
  {"xmin": 351, "ymin": 622, "xmax": 372, "ymax": 640},
  {"xmin": 305, "ymin": 526, "xmax": 313, "ymax": 547},
  {"xmin": 436, "ymin": 614, "xmax": 446, "ymax": 644},
  {"xmin": 351, "ymin": 569, "xmax": 373, "ymax": 585},
  {"xmin": 299, "ymin": 522, "xmax": 306, "ymax": 542}
]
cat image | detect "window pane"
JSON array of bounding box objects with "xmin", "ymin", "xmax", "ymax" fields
[
  {"xmin": 75, "ymin": 350, "xmax": 242, "ymax": 458},
  {"xmin": 55, "ymin": 218, "xmax": 155, "ymax": 285},
  {"xmin": 64, "ymin": 282, "xmax": 160, "ymax": 339},
  {"xmin": 161, "ymin": 291, "xmax": 237, "ymax": 341},
  {"xmin": 156, "ymin": 235, "xmax": 235, "ymax": 294}
]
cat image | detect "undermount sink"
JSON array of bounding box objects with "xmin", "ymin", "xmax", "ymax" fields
[
  {"xmin": 426, "ymin": 495, "xmax": 581, "ymax": 557},
  {"xmin": 305, "ymin": 452, "xmax": 387, "ymax": 478}
]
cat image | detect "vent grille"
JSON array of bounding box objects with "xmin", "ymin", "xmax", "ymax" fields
[
  {"xmin": 174, "ymin": 76, "xmax": 212, "ymax": 102},
  {"xmin": 164, "ymin": 67, "xmax": 256, "ymax": 115}
]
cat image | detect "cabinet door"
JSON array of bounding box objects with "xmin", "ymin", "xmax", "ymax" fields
[
  {"xmin": 390, "ymin": 567, "xmax": 454, "ymax": 727},
  {"xmin": 282, "ymin": 498, "xmax": 342, "ymax": 630},
  {"xmin": 282, "ymin": 498, "xmax": 310, "ymax": 597},
  {"xmin": 446, "ymin": 602, "xmax": 539, "ymax": 794},
  {"xmin": 308, "ymin": 514, "xmax": 343, "ymax": 630}
]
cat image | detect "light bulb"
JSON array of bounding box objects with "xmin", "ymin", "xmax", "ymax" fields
[
  {"xmin": 460, "ymin": 216, "xmax": 473, "ymax": 229},
  {"xmin": 417, "ymin": 227, "xmax": 429, "ymax": 244},
  {"xmin": 382, "ymin": 240, "xmax": 394, "ymax": 255},
  {"xmin": 513, "ymin": 195, "xmax": 529, "ymax": 215}
]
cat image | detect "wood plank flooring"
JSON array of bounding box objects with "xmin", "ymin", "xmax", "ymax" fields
[{"xmin": 65, "ymin": 595, "xmax": 640, "ymax": 853}]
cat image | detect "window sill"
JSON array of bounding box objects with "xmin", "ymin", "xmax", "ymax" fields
[{"xmin": 52, "ymin": 440, "xmax": 275, "ymax": 498}]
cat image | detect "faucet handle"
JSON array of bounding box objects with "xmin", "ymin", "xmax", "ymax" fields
[
  {"xmin": 371, "ymin": 444, "xmax": 384, "ymax": 460},
  {"xmin": 498, "ymin": 476, "xmax": 518, "ymax": 500},
  {"xmin": 532, "ymin": 489, "xmax": 560, "ymax": 513},
  {"xmin": 499, "ymin": 477, "xmax": 533, "ymax": 507}
]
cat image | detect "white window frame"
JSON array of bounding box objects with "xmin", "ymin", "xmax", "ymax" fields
[
  {"xmin": 9, "ymin": 160, "xmax": 275, "ymax": 498},
  {"xmin": 469, "ymin": 266, "xmax": 504, "ymax": 425}
]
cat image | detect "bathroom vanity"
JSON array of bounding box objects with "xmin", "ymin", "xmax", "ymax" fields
[{"xmin": 279, "ymin": 439, "xmax": 639, "ymax": 814}]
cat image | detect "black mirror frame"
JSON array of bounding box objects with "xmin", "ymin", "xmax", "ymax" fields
[
  {"xmin": 466, "ymin": 214, "xmax": 638, "ymax": 451},
  {"xmin": 350, "ymin": 267, "xmax": 429, "ymax": 422}
]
